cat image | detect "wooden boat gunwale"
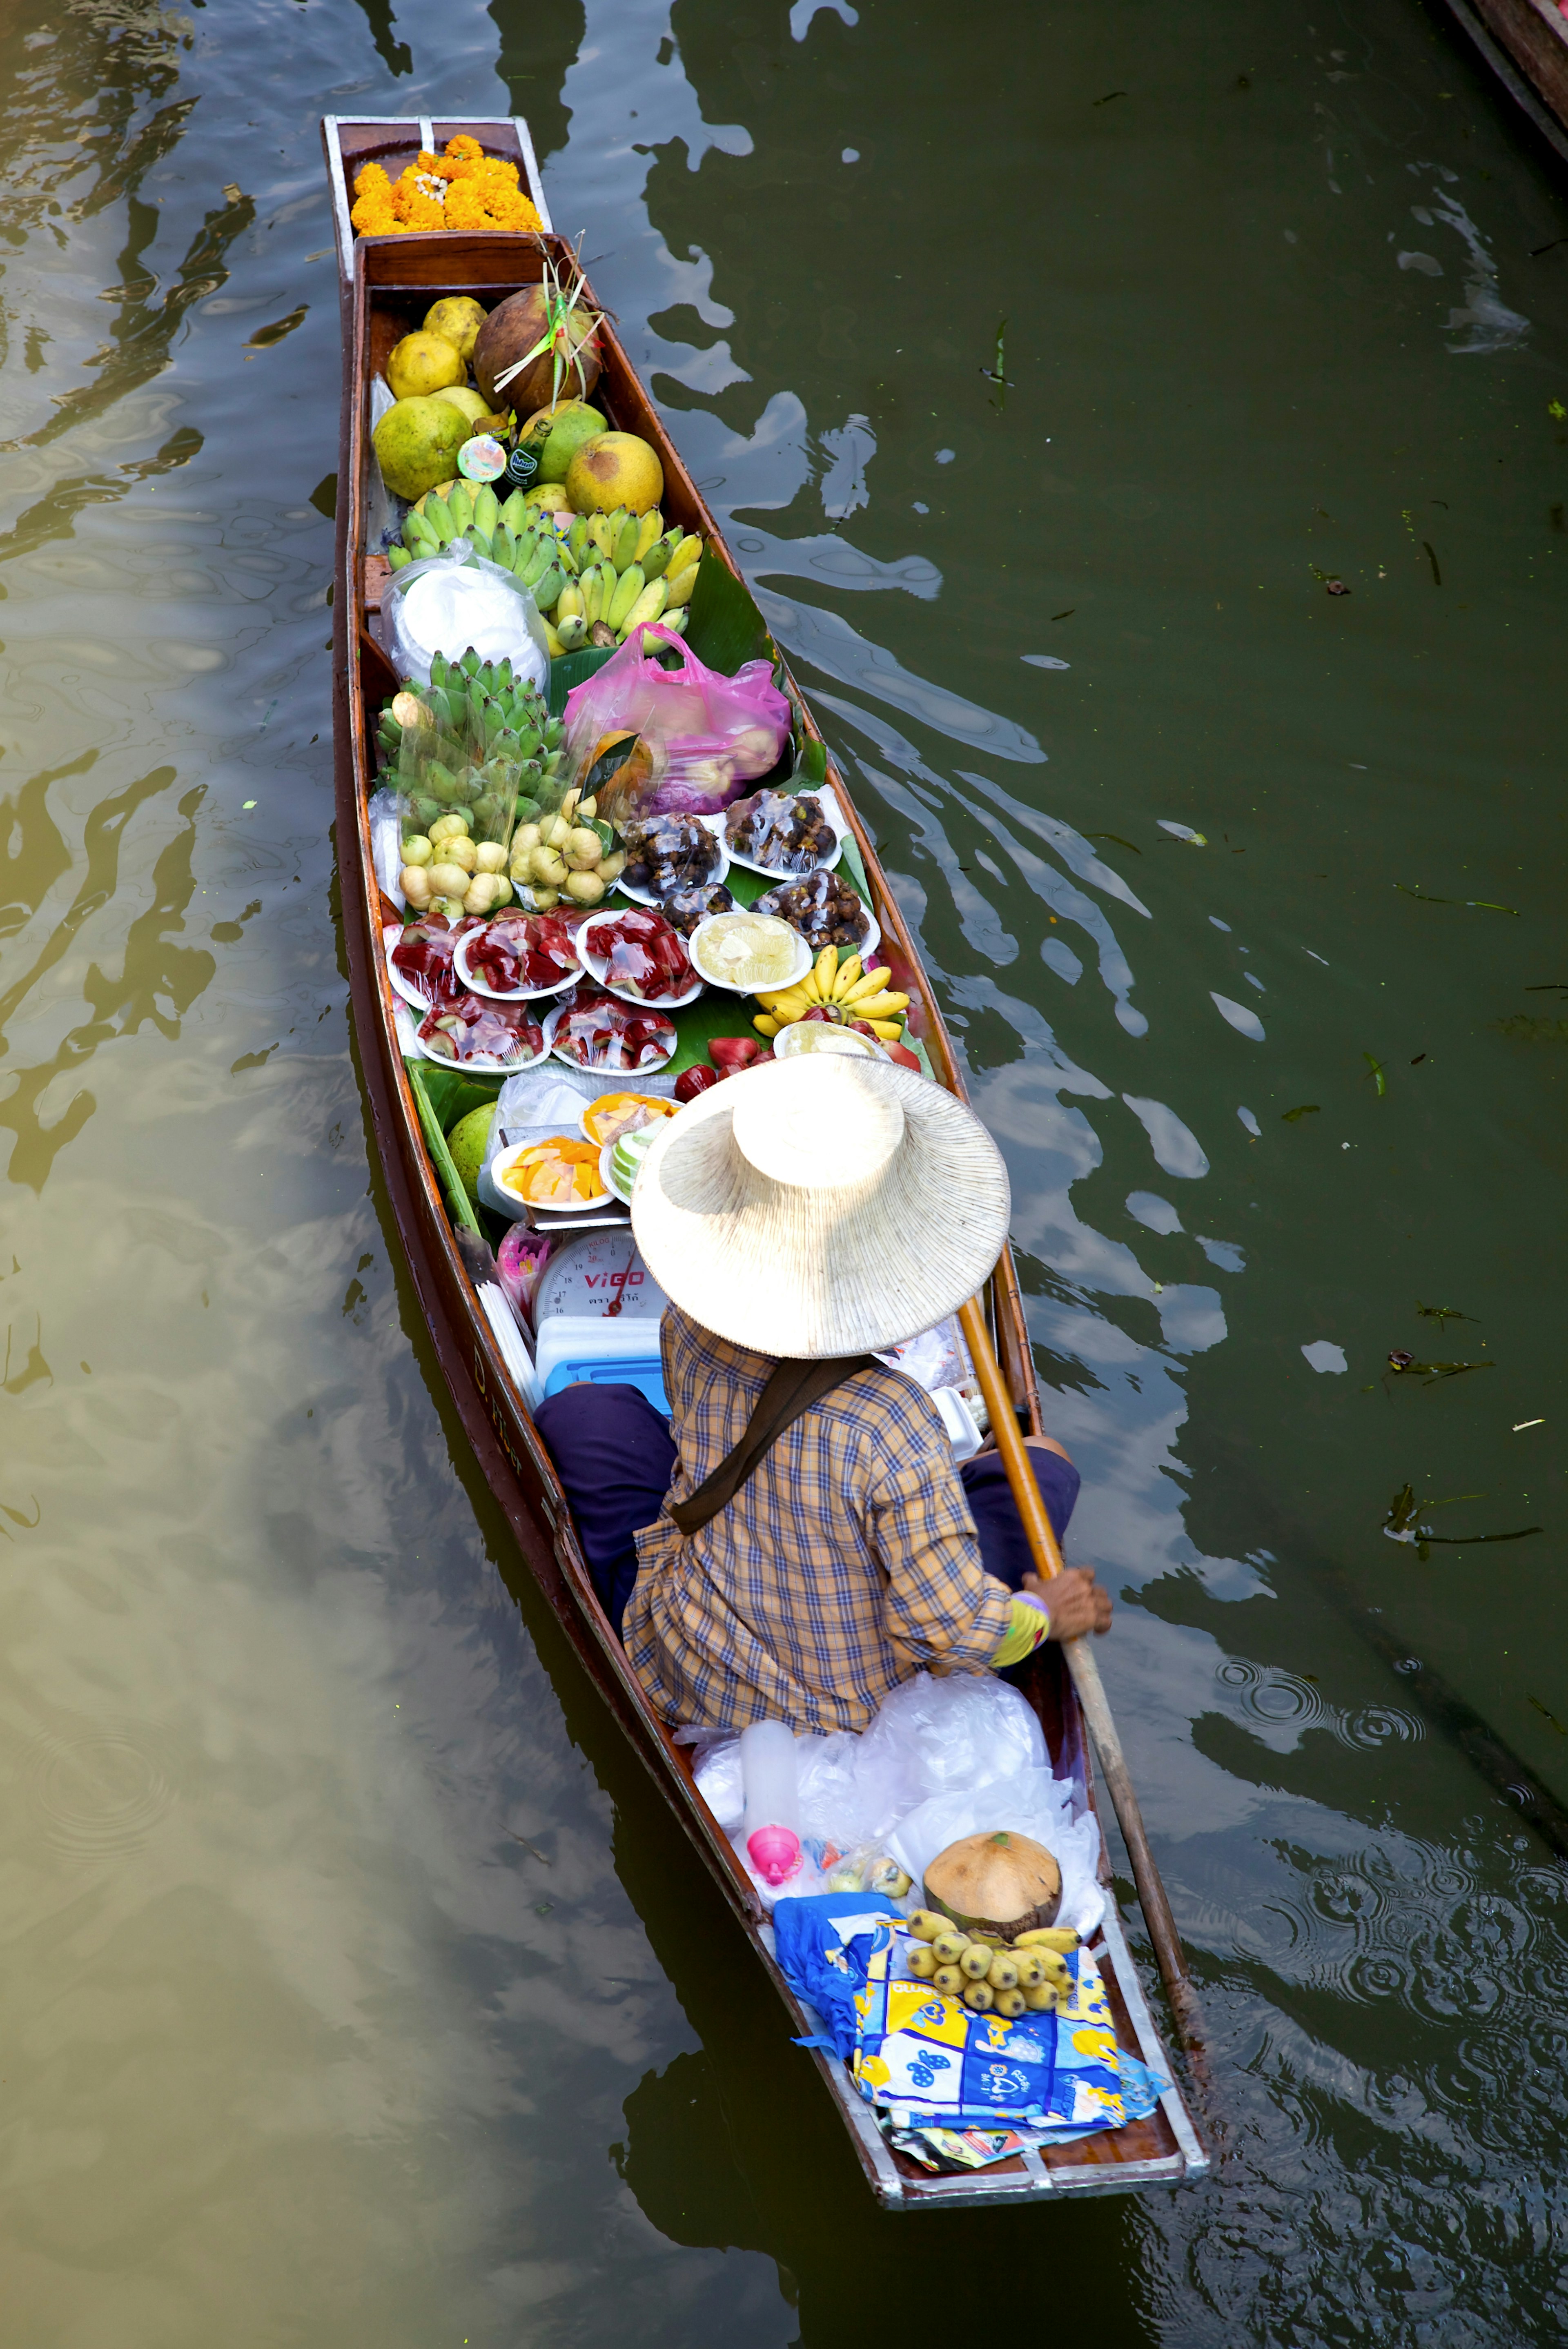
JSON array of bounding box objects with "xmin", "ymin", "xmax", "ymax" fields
[{"xmin": 323, "ymin": 114, "xmax": 1207, "ymax": 2206}]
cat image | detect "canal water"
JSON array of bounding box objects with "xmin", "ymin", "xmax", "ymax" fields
[{"xmin": 1, "ymin": 0, "xmax": 1564, "ymax": 2338}]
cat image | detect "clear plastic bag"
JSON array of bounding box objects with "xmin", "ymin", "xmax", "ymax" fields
[
  {"xmin": 377, "ymin": 538, "xmax": 549, "ymax": 693},
  {"xmin": 562, "ymin": 622, "xmax": 792, "ymax": 819},
  {"xmin": 690, "ymin": 1679, "xmax": 1104, "ymax": 1931},
  {"xmin": 617, "ymin": 813, "xmax": 724, "ymax": 898},
  {"xmin": 724, "ymin": 788, "xmax": 838, "ymax": 873},
  {"xmin": 753, "ymin": 866, "xmax": 873, "ymax": 950}
]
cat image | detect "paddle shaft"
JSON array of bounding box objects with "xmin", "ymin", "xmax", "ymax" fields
[{"xmin": 957, "ymin": 1296, "xmax": 1206, "ymax": 2060}]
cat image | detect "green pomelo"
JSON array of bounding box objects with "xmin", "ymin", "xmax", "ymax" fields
[
  {"xmin": 374, "ymin": 396, "xmax": 470, "ymax": 501},
  {"xmin": 447, "ymin": 1105, "xmax": 495, "ymax": 1204},
  {"xmin": 539, "ymin": 403, "xmax": 608, "ymax": 483}
]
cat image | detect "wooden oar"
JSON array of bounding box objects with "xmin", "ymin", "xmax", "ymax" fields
[{"xmin": 957, "ymin": 1295, "xmax": 1207, "ymax": 2065}]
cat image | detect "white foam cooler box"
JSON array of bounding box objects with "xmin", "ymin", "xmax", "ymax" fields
[{"xmin": 535, "ymin": 1314, "xmax": 671, "ymax": 1413}]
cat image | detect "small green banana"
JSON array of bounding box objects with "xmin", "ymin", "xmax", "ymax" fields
[
  {"xmin": 388, "ymin": 543, "xmax": 412, "ymax": 570},
  {"xmin": 472, "ymin": 483, "xmax": 499, "ymax": 537},
  {"xmin": 606, "ymin": 562, "xmax": 645, "ymax": 634},
  {"xmin": 634, "ymin": 507, "xmax": 663, "ymax": 561},
  {"xmin": 500, "ymin": 489, "xmax": 528, "ymax": 533},
  {"xmin": 567, "ymin": 517, "xmax": 591, "ymax": 566},
  {"xmin": 421, "ymin": 495, "xmax": 453, "ymax": 543},
  {"xmin": 670, "ymin": 532, "xmax": 702, "ymax": 575},
  {"xmin": 612, "ymin": 512, "xmax": 641, "ymax": 573},
  {"xmin": 664, "ymin": 605, "xmax": 689, "ymax": 637},
  {"xmin": 531, "ymin": 563, "xmax": 564, "ymax": 613},
  {"xmin": 448, "ymin": 481, "xmax": 475, "ymax": 534},
  {"xmin": 555, "ymin": 612, "xmax": 588, "ymax": 654},
  {"xmin": 468, "ymin": 528, "xmax": 493, "ymax": 562},
  {"xmin": 581, "ymin": 563, "xmax": 606, "ymax": 626},
  {"xmin": 641, "ymin": 526, "xmax": 683, "ymax": 584},
  {"xmin": 556, "ymin": 581, "xmax": 585, "ymax": 624},
  {"xmin": 519, "ymin": 539, "xmax": 552, "ymax": 589}
]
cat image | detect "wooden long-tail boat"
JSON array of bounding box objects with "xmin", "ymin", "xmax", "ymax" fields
[
  {"xmin": 1434, "ymin": 0, "xmax": 1568, "ymax": 163},
  {"xmin": 321, "ymin": 114, "xmax": 1208, "ymax": 2207}
]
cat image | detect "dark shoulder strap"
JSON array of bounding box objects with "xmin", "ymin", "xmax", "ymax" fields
[{"xmin": 668, "ymin": 1353, "xmax": 877, "ymax": 1536}]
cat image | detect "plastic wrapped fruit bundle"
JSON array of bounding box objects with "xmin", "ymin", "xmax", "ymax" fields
[
  {"xmin": 499, "ymin": 1138, "xmax": 608, "ymax": 1208},
  {"xmin": 590, "ymin": 908, "xmax": 695, "ymax": 1002},
  {"xmin": 466, "ymin": 911, "xmax": 581, "ymax": 993},
  {"xmin": 418, "ymin": 995, "xmax": 543, "ymax": 1065},
  {"xmin": 580, "ymin": 1093, "xmax": 681, "ymax": 1147},
  {"xmin": 659, "ymin": 882, "xmax": 735, "ymax": 937},
  {"xmin": 900, "ymin": 1910, "xmax": 1081, "ymax": 2019},
  {"xmin": 550, "ymin": 982, "xmax": 676, "ymax": 1071},
  {"xmin": 724, "ymin": 789, "xmax": 837, "ymax": 874},
  {"xmin": 618, "ymin": 813, "xmax": 722, "ymax": 897},
  {"xmin": 753, "ymin": 867, "xmax": 871, "ymax": 950},
  {"xmin": 392, "ymin": 913, "xmax": 479, "ymax": 1011}
]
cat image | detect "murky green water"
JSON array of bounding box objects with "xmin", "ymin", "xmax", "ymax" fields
[{"xmin": 2, "ymin": 0, "xmax": 1565, "ymax": 2338}]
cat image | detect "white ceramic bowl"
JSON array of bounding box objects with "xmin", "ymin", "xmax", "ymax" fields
[
  {"xmin": 454, "ymin": 920, "xmax": 582, "ymax": 1002},
  {"xmin": 411, "ymin": 1013, "xmax": 550, "ymax": 1076},
  {"xmin": 599, "ymin": 1126, "xmax": 662, "ymax": 1206},
  {"xmin": 772, "ymin": 1022, "xmax": 886, "ymax": 1063},
  {"xmin": 687, "ymin": 911, "xmax": 813, "ymax": 997},
  {"xmin": 576, "ymin": 908, "xmax": 705, "ymax": 1011},
  {"xmin": 542, "ymin": 991, "xmax": 677, "ymax": 1077},
  {"xmin": 577, "ymin": 1093, "xmax": 683, "ymax": 1147},
  {"xmin": 490, "ymin": 1136, "xmax": 616, "ymax": 1215},
  {"xmin": 612, "ymin": 813, "xmax": 730, "ymax": 907},
  {"xmin": 722, "ymin": 785, "xmax": 848, "ymax": 880}
]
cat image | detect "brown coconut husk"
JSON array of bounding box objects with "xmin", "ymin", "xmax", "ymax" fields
[
  {"xmin": 473, "ymin": 285, "xmax": 602, "ymax": 417},
  {"xmin": 924, "ymin": 1830, "xmax": 1062, "ymax": 1942}
]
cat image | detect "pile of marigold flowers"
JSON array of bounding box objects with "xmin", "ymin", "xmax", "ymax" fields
[{"xmin": 351, "ymin": 134, "xmax": 543, "ymax": 237}]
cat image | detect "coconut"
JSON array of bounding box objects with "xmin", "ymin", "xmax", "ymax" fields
[
  {"xmin": 923, "ymin": 1830, "xmax": 1062, "ymax": 1942},
  {"xmin": 472, "ymin": 284, "xmax": 601, "ymax": 415}
]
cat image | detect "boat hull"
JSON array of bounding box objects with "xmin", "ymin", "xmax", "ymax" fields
[{"xmin": 323, "ymin": 115, "xmax": 1207, "ymax": 2205}]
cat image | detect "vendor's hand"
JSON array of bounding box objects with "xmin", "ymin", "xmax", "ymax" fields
[{"xmin": 1022, "ymin": 1567, "xmax": 1111, "ymax": 1639}]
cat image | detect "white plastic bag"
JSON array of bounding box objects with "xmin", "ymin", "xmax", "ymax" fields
[
  {"xmin": 693, "ymin": 1675, "xmax": 1105, "ymax": 1936},
  {"xmin": 377, "ymin": 539, "xmax": 549, "ymax": 691}
]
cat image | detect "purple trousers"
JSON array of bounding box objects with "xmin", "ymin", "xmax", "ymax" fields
[{"xmin": 534, "ymin": 1383, "xmax": 1080, "ymax": 1639}]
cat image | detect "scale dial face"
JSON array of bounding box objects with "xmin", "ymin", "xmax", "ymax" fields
[{"xmin": 533, "ymin": 1232, "xmax": 669, "ymax": 1323}]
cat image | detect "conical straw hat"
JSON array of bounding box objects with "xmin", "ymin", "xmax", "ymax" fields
[{"xmin": 630, "ymin": 1055, "xmax": 1011, "ymax": 1358}]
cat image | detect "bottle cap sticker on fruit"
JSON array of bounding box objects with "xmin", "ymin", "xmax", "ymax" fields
[{"xmin": 458, "ymin": 433, "xmax": 507, "ymax": 483}]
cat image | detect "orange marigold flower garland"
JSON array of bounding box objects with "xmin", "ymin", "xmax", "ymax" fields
[{"xmin": 351, "ymin": 137, "xmax": 541, "ymax": 237}]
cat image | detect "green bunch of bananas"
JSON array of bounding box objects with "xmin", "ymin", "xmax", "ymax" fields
[
  {"xmin": 552, "ymin": 507, "xmax": 703, "ymax": 653},
  {"xmin": 375, "ymin": 650, "xmax": 568, "ymax": 840},
  {"xmin": 388, "ymin": 482, "xmax": 571, "ymax": 617}
]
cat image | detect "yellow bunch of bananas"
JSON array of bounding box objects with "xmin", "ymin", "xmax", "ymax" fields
[{"xmin": 753, "ymin": 947, "xmax": 910, "ymax": 1040}]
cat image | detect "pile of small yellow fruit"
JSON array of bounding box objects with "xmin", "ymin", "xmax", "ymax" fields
[{"xmin": 902, "ymin": 1910, "xmax": 1080, "ymax": 2019}]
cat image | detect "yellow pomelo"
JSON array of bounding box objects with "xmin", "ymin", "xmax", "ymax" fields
[
  {"xmin": 432, "ymin": 385, "xmax": 490, "ymax": 425},
  {"xmin": 386, "ymin": 331, "xmax": 465, "ymax": 401},
  {"xmin": 372, "ymin": 397, "xmax": 470, "ymax": 500},
  {"xmin": 422, "ymin": 296, "xmax": 488, "ymax": 363},
  {"xmin": 564, "ymin": 431, "xmax": 664, "ymax": 517}
]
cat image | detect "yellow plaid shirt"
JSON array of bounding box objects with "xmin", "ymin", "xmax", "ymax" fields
[{"xmin": 624, "ymin": 1307, "xmax": 1012, "ymax": 1733}]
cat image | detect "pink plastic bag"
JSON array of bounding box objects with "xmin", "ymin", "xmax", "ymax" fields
[{"xmin": 563, "ymin": 623, "xmax": 793, "ymax": 818}]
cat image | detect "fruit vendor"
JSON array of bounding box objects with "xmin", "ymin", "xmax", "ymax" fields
[{"xmin": 535, "ymin": 1054, "xmax": 1111, "ymax": 1735}]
